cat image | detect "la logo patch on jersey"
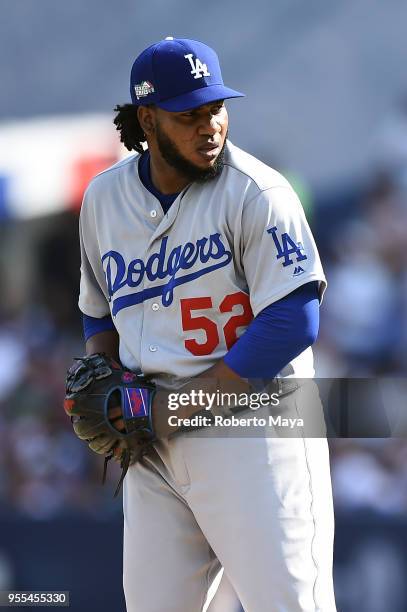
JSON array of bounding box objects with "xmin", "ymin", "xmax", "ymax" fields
[
  {"xmin": 184, "ymin": 53, "xmax": 211, "ymax": 79},
  {"xmin": 267, "ymin": 226, "xmax": 308, "ymax": 268}
]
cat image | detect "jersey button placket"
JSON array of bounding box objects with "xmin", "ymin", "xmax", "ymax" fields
[{"xmin": 142, "ymin": 237, "xmax": 161, "ymax": 369}]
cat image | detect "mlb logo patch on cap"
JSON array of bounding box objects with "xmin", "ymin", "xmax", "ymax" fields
[{"xmin": 134, "ymin": 81, "xmax": 155, "ymax": 100}]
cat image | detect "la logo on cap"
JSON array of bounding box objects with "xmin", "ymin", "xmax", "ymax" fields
[{"xmin": 184, "ymin": 53, "xmax": 211, "ymax": 79}]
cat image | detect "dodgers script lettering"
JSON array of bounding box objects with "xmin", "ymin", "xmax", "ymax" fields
[{"xmin": 102, "ymin": 232, "xmax": 232, "ymax": 315}]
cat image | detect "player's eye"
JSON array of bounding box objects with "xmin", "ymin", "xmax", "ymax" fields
[{"xmin": 211, "ymin": 102, "xmax": 225, "ymax": 114}]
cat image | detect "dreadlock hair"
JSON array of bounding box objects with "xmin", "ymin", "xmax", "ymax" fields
[{"xmin": 113, "ymin": 103, "xmax": 149, "ymax": 153}]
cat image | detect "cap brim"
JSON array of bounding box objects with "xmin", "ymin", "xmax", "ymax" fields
[{"xmin": 156, "ymin": 84, "xmax": 245, "ymax": 112}]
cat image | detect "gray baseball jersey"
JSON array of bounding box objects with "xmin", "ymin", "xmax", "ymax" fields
[
  {"xmin": 79, "ymin": 140, "xmax": 327, "ymax": 387},
  {"xmin": 79, "ymin": 141, "xmax": 337, "ymax": 612}
]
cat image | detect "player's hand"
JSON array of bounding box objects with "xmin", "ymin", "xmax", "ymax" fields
[
  {"xmin": 108, "ymin": 405, "xmax": 126, "ymax": 432},
  {"xmin": 85, "ymin": 405, "xmax": 126, "ymax": 457}
]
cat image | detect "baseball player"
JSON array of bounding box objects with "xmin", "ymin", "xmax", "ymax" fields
[{"xmin": 70, "ymin": 37, "xmax": 337, "ymax": 611}]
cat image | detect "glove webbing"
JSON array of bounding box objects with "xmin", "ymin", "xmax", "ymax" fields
[{"xmin": 102, "ymin": 449, "xmax": 132, "ymax": 498}]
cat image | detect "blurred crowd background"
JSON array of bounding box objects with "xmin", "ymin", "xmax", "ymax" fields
[{"xmin": 1, "ymin": 1, "xmax": 407, "ymax": 610}]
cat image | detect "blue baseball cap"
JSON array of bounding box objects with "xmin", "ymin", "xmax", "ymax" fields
[{"xmin": 130, "ymin": 37, "xmax": 245, "ymax": 111}]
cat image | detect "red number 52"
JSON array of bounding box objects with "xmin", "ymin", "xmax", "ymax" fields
[{"xmin": 180, "ymin": 291, "xmax": 253, "ymax": 356}]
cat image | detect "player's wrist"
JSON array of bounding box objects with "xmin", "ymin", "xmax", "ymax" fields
[{"xmin": 199, "ymin": 359, "xmax": 245, "ymax": 383}]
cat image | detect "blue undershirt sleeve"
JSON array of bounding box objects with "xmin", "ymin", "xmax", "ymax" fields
[
  {"xmin": 223, "ymin": 281, "xmax": 320, "ymax": 379},
  {"xmin": 82, "ymin": 313, "xmax": 115, "ymax": 342}
]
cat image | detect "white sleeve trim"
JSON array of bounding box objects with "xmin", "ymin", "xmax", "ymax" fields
[
  {"xmin": 251, "ymin": 274, "xmax": 327, "ymax": 317},
  {"xmin": 78, "ymin": 300, "xmax": 111, "ymax": 319}
]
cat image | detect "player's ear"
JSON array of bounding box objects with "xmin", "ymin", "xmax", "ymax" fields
[{"xmin": 137, "ymin": 105, "xmax": 156, "ymax": 137}]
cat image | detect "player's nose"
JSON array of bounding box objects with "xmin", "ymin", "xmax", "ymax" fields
[{"xmin": 198, "ymin": 114, "xmax": 222, "ymax": 136}]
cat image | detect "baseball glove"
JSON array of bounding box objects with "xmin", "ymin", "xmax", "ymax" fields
[{"xmin": 63, "ymin": 353, "xmax": 156, "ymax": 497}]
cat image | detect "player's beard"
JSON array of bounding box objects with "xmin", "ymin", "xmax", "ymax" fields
[{"xmin": 155, "ymin": 122, "xmax": 227, "ymax": 183}]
